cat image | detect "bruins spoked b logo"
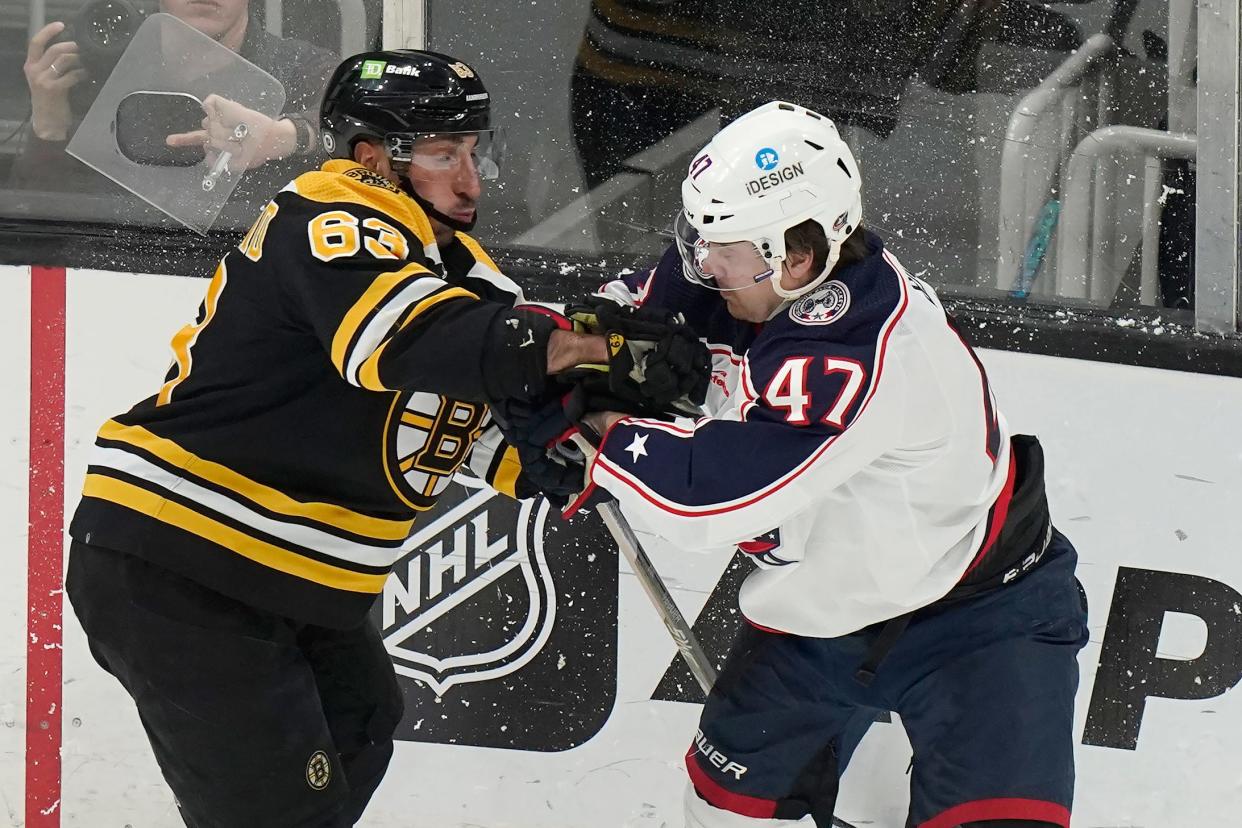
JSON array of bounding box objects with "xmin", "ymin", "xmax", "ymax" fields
[{"xmin": 306, "ymin": 751, "xmax": 331, "ymax": 790}]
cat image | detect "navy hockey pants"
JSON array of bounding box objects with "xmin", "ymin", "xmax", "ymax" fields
[
  {"xmin": 66, "ymin": 541, "xmax": 404, "ymax": 828},
  {"xmin": 687, "ymin": 532, "xmax": 1088, "ymax": 828}
]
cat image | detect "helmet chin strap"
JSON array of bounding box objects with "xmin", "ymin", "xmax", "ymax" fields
[
  {"xmin": 396, "ymin": 177, "xmax": 478, "ymax": 233},
  {"xmin": 770, "ymin": 240, "xmax": 843, "ymax": 300}
]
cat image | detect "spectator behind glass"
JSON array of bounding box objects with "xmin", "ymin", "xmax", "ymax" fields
[
  {"xmin": 13, "ymin": 0, "xmax": 339, "ymax": 203},
  {"xmin": 570, "ymin": 0, "xmax": 1084, "ymax": 189}
]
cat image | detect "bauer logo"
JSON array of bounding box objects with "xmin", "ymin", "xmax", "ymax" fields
[
  {"xmin": 374, "ymin": 473, "xmax": 618, "ymax": 751},
  {"xmin": 755, "ymin": 147, "xmax": 780, "ymax": 170}
]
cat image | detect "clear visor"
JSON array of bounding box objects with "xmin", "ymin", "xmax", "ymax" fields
[
  {"xmin": 387, "ymin": 128, "xmax": 505, "ymax": 183},
  {"xmin": 674, "ymin": 211, "xmax": 774, "ymax": 292}
]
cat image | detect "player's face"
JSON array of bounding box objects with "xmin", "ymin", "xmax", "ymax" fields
[
  {"xmin": 721, "ymin": 275, "xmax": 782, "ymax": 323},
  {"xmin": 696, "ymin": 240, "xmax": 772, "ymax": 291},
  {"xmin": 407, "ymin": 134, "xmax": 483, "ymax": 237},
  {"xmin": 160, "ymin": 0, "xmax": 249, "ymax": 41}
]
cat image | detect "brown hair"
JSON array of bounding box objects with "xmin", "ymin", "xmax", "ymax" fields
[{"xmin": 784, "ymin": 219, "xmax": 868, "ymax": 276}]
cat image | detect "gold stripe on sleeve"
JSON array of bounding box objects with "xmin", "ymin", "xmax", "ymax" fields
[
  {"xmin": 330, "ymin": 263, "xmax": 434, "ymax": 378},
  {"xmin": 355, "ymin": 286, "xmax": 478, "ymax": 392},
  {"xmin": 489, "ymin": 444, "xmax": 522, "ymax": 499}
]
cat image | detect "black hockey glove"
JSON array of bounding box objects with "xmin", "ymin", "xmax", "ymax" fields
[
  {"xmin": 564, "ymin": 300, "xmax": 711, "ymax": 417},
  {"xmin": 490, "ymin": 392, "xmax": 592, "ymax": 509}
]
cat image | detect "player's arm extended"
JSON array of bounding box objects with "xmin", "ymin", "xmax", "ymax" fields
[
  {"xmin": 585, "ymin": 354, "xmax": 905, "ymax": 550},
  {"xmin": 282, "ymin": 201, "xmax": 603, "ymax": 404}
]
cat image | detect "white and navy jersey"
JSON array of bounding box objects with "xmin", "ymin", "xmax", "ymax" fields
[
  {"xmin": 591, "ymin": 233, "xmax": 1015, "ymax": 637},
  {"xmin": 70, "ymin": 161, "xmax": 528, "ymax": 629}
]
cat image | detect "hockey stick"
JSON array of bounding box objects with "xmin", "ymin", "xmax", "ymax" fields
[
  {"xmin": 594, "ymin": 501, "xmax": 859, "ymax": 828},
  {"xmin": 595, "ymin": 500, "xmax": 718, "ymax": 694}
]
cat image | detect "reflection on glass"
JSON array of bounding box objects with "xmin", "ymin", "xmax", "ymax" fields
[{"xmin": 431, "ymin": 0, "xmax": 1200, "ymax": 314}]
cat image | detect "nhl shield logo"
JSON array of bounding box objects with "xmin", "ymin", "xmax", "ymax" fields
[
  {"xmin": 382, "ymin": 473, "xmax": 555, "ymax": 695},
  {"xmin": 374, "ymin": 473, "xmax": 619, "ymax": 751}
]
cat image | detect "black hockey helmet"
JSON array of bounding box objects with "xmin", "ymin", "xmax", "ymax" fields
[{"xmin": 319, "ymin": 50, "xmax": 502, "ymax": 232}]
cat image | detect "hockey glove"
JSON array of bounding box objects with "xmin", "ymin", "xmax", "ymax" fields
[
  {"xmin": 490, "ymin": 393, "xmax": 591, "ymax": 509},
  {"xmin": 564, "ymin": 300, "xmax": 710, "ymax": 417},
  {"xmin": 490, "ymin": 384, "xmax": 627, "ymax": 516}
]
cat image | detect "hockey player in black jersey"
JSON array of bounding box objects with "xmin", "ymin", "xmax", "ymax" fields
[
  {"xmin": 524, "ymin": 102, "xmax": 1088, "ymax": 827},
  {"xmin": 64, "ymin": 50, "xmax": 708, "ymax": 828}
]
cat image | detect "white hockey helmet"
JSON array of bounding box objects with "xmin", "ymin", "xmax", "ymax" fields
[{"xmin": 675, "ymin": 101, "xmax": 863, "ymax": 299}]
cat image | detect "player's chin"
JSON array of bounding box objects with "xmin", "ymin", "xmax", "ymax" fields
[{"xmin": 722, "ymin": 295, "xmax": 758, "ymax": 323}]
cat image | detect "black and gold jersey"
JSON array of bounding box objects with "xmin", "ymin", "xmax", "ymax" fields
[{"xmin": 70, "ymin": 160, "xmax": 532, "ymax": 629}]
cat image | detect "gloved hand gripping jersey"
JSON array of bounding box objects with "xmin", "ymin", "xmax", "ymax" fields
[{"xmin": 492, "ymin": 299, "xmax": 710, "ymax": 510}]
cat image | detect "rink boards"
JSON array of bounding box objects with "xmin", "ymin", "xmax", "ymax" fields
[{"xmin": 3, "ymin": 264, "xmax": 1240, "ymax": 827}]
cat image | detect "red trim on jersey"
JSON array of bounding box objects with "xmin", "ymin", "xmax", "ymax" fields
[
  {"xmin": 594, "ymin": 268, "xmax": 910, "ymax": 518},
  {"xmin": 685, "ymin": 747, "xmax": 779, "ymax": 819},
  {"xmin": 944, "ymin": 309, "xmax": 1001, "ymax": 462},
  {"xmin": 632, "ymin": 268, "xmax": 655, "ymax": 306},
  {"xmin": 547, "ymin": 424, "xmax": 580, "ymax": 450},
  {"xmin": 27, "ymin": 266, "xmax": 65, "ymax": 828},
  {"xmin": 918, "ymin": 797, "xmax": 1070, "ymax": 828},
  {"xmin": 514, "ymin": 303, "xmax": 572, "ymax": 330},
  {"xmin": 561, "ymin": 480, "xmax": 599, "ymax": 520},
  {"xmin": 961, "ymin": 449, "xmax": 1018, "ymax": 580},
  {"xmin": 563, "ymin": 412, "xmax": 631, "ymax": 518},
  {"xmin": 738, "ymin": 357, "xmax": 761, "ymax": 420},
  {"xmin": 620, "ymin": 416, "xmax": 698, "ymax": 436},
  {"xmin": 885, "ymin": 246, "xmax": 1001, "ymax": 461},
  {"xmin": 743, "ymin": 615, "xmax": 789, "ymax": 635}
]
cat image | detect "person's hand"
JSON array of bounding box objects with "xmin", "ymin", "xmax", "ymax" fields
[
  {"xmin": 165, "ymin": 94, "xmax": 296, "ymax": 171},
  {"xmin": 490, "ymin": 396, "xmax": 590, "ymax": 508},
  {"xmin": 24, "ymin": 22, "xmax": 89, "ymax": 141},
  {"xmin": 563, "ymin": 299, "xmax": 711, "ymax": 417}
]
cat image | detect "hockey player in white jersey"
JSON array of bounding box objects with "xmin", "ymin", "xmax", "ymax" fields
[{"xmin": 530, "ymin": 102, "xmax": 1089, "ymax": 827}]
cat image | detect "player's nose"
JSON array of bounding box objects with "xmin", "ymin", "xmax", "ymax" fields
[{"xmin": 454, "ymin": 155, "xmax": 482, "ymax": 200}]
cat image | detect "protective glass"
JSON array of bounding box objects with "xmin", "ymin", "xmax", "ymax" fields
[
  {"xmin": 674, "ymin": 210, "xmax": 774, "ymax": 292},
  {"xmin": 388, "ymin": 129, "xmax": 506, "ymax": 183}
]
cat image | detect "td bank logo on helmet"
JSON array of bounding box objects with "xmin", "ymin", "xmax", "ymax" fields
[
  {"xmin": 360, "ymin": 60, "xmax": 422, "ymax": 79},
  {"xmin": 746, "ymin": 160, "xmax": 805, "ymax": 195}
]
